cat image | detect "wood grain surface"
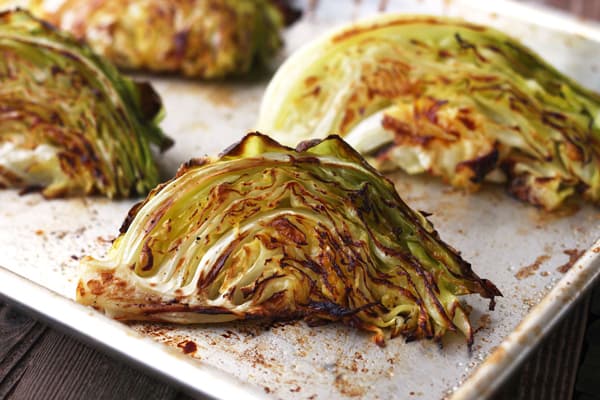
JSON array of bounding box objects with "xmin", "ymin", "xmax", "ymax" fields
[
  {"xmin": 1, "ymin": 1, "xmax": 599, "ymax": 400},
  {"xmin": 0, "ymin": 294, "xmax": 592, "ymax": 400},
  {"xmin": 0, "ymin": 302, "xmax": 198, "ymax": 400},
  {"xmin": 491, "ymin": 295, "xmax": 592, "ymax": 400}
]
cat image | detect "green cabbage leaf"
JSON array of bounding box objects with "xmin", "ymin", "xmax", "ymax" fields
[
  {"xmin": 78, "ymin": 133, "xmax": 500, "ymax": 345},
  {"xmin": 0, "ymin": 10, "xmax": 172, "ymax": 197},
  {"xmin": 7, "ymin": 0, "xmax": 298, "ymax": 78},
  {"xmin": 257, "ymin": 15, "xmax": 600, "ymax": 210}
]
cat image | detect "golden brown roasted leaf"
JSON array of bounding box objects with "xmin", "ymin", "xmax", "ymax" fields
[
  {"xmin": 16, "ymin": 0, "xmax": 293, "ymax": 78},
  {"xmin": 258, "ymin": 15, "xmax": 600, "ymax": 210},
  {"xmin": 78, "ymin": 133, "xmax": 500, "ymax": 345}
]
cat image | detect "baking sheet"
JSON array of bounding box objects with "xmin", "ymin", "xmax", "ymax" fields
[{"xmin": 1, "ymin": 0, "xmax": 599, "ymax": 399}]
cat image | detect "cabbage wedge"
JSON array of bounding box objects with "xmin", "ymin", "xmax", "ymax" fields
[
  {"xmin": 78, "ymin": 133, "xmax": 500, "ymax": 345},
  {"xmin": 257, "ymin": 15, "xmax": 600, "ymax": 210},
  {"xmin": 9, "ymin": 0, "xmax": 298, "ymax": 78},
  {"xmin": 0, "ymin": 10, "xmax": 172, "ymax": 198}
]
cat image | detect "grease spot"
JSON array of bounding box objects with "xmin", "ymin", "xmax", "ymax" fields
[
  {"xmin": 515, "ymin": 255, "xmax": 550, "ymax": 279},
  {"xmin": 557, "ymin": 249, "xmax": 585, "ymax": 273},
  {"xmin": 178, "ymin": 340, "xmax": 197, "ymax": 354}
]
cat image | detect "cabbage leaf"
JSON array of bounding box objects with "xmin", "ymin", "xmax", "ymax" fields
[
  {"xmin": 0, "ymin": 10, "xmax": 172, "ymax": 197},
  {"xmin": 78, "ymin": 133, "xmax": 500, "ymax": 345},
  {"xmin": 257, "ymin": 15, "xmax": 600, "ymax": 210},
  {"xmin": 15, "ymin": 0, "xmax": 295, "ymax": 78}
]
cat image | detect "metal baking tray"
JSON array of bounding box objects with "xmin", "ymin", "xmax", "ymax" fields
[{"xmin": 1, "ymin": 1, "xmax": 599, "ymax": 399}]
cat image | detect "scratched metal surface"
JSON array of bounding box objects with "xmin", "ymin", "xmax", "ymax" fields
[{"xmin": 0, "ymin": 0, "xmax": 599, "ymax": 399}]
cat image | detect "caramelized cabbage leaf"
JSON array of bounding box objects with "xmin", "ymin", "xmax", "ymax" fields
[
  {"xmin": 0, "ymin": 10, "xmax": 172, "ymax": 197},
  {"xmin": 257, "ymin": 15, "xmax": 600, "ymax": 210},
  {"xmin": 78, "ymin": 133, "xmax": 500, "ymax": 345},
  {"xmin": 12, "ymin": 0, "xmax": 297, "ymax": 78}
]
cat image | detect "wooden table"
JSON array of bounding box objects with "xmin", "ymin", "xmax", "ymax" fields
[
  {"xmin": 1, "ymin": 1, "xmax": 599, "ymax": 399},
  {"xmin": 0, "ymin": 294, "xmax": 594, "ymax": 400}
]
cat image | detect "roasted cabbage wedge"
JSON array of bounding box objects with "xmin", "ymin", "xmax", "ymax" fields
[
  {"xmin": 0, "ymin": 10, "xmax": 172, "ymax": 198},
  {"xmin": 257, "ymin": 15, "xmax": 600, "ymax": 210},
  {"xmin": 78, "ymin": 133, "xmax": 500, "ymax": 345},
  {"xmin": 7, "ymin": 0, "xmax": 298, "ymax": 78}
]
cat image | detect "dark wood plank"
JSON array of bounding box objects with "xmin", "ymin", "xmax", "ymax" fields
[
  {"xmin": 491, "ymin": 294, "xmax": 590, "ymax": 400},
  {"xmin": 1, "ymin": 294, "xmax": 592, "ymax": 400},
  {"xmin": 0, "ymin": 302, "xmax": 198, "ymax": 400},
  {"xmin": 574, "ymin": 287, "xmax": 600, "ymax": 400},
  {"xmin": 0, "ymin": 302, "xmax": 47, "ymax": 398},
  {"xmin": 7, "ymin": 330, "xmax": 181, "ymax": 400}
]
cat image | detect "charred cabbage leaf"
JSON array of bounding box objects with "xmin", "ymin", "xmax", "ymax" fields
[
  {"xmin": 78, "ymin": 133, "xmax": 500, "ymax": 345},
  {"xmin": 11, "ymin": 0, "xmax": 298, "ymax": 78},
  {"xmin": 0, "ymin": 10, "xmax": 172, "ymax": 198},
  {"xmin": 257, "ymin": 15, "xmax": 600, "ymax": 210}
]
